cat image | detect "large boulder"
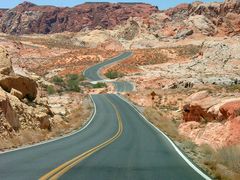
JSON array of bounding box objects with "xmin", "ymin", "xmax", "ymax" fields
[
  {"xmin": 0, "ymin": 46, "xmax": 13, "ymax": 75},
  {"xmin": 0, "ymin": 89, "xmax": 20, "ymax": 131},
  {"xmin": 0, "ymin": 75, "xmax": 38, "ymax": 101}
]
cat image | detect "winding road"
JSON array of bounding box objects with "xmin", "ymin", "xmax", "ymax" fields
[{"xmin": 0, "ymin": 52, "xmax": 211, "ymax": 180}]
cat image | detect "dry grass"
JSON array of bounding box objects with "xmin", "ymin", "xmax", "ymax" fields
[
  {"xmin": 144, "ymin": 107, "xmax": 181, "ymax": 140},
  {"xmin": 200, "ymin": 144, "xmax": 240, "ymax": 180},
  {"xmin": 0, "ymin": 129, "xmax": 48, "ymax": 150},
  {"xmin": 216, "ymin": 145, "xmax": 240, "ymax": 173}
]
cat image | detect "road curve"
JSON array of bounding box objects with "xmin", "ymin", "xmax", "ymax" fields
[
  {"xmin": 84, "ymin": 51, "xmax": 134, "ymax": 92},
  {"xmin": 0, "ymin": 52, "xmax": 211, "ymax": 180}
]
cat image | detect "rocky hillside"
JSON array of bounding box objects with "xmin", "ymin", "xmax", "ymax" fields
[
  {"xmin": 0, "ymin": 44, "xmax": 92, "ymax": 150},
  {"xmin": 0, "ymin": 46, "xmax": 51, "ymax": 134},
  {"xmin": 0, "ymin": 0, "xmax": 240, "ymax": 36},
  {"xmin": 0, "ymin": 1, "xmax": 158, "ymax": 34},
  {"xmin": 158, "ymin": 0, "xmax": 240, "ymax": 37}
]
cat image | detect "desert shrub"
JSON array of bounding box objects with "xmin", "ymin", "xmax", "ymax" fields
[
  {"xmin": 92, "ymin": 82, "xmax": 107, "ymax": 89},
  {"xmin": 66, "ymin": 74, "xmax": 79, "ymax": 81},
  {"xmin": 78, "ymin": 74, "xmax": 85, "ymax": 81},
  {"xmin": 52, "ymin": 75, "xmax": 64, "ymax": 85},
  {"xmin": 105, "ymin": 70, "xmax": 124, "ymax": 79},
  {"xmin": 47, "ymin": 85, "xmax": 56, "ymax": 95},
  {"xmin": 66, "ymin": 74, "xmax": 81, "ymax": 92}
]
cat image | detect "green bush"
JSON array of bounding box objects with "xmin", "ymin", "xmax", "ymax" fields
[
  {"xmin": 66, "ymin": 74, "xmax": 81, "ymax": 92},
  {"xmin": 66, "ymin": 74, "xmax": 79, "ymax": 81},
  {"xmin": 52, "ymin": 75, "xmax": 64, "ymax": 85},
  {"xmin": 105, "ymin": 70, "xmax": 124, "ymax": 79},
  {"xmin": 92, "ymin": 82, "xmax": 107, "ymax": 89},
  {"xmin": 47, "ymin": 85, "xmax": 56, "ymax": 95}
]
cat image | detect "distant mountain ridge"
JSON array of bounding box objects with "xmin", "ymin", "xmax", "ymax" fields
[
  {"xmin": 0, "ymin": 1, "xmax": 158, "ymax": 34},
  {"xmin": 0, "ymin": 0, "xmax": 240, "ymax": 36}
]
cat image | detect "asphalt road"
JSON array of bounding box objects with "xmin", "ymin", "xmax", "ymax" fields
[
  {"xmin": 0, "ymin": 52, "xmax": 210, "ymax": 180},
  {"xmin": 84, "ymin": 51, "xmax": 134, "ymax": 92},
  {"xmin": 113, "ymin": 81, "xmax": 133, "ymax": 92},
  {"xmin": 60, "ymin": 94, "xmax": 206, "ymax": 180},
  {"xmin": 84, "ymin": 51, "xmax": 132, "ymax": 81}
]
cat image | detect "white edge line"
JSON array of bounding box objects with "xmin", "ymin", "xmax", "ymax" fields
[
  {"xmin": 0, "ymin": 95, "xmax": 97, "ymax": 155},
  {"xmin": 116, "ymin": 94, "xmax": 212, "ymax": 180}
]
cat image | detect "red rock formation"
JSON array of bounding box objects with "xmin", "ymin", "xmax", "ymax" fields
[
  {"xmin": 180, "ymin": 91, "xmax": 240, "ymax": 148},
  {"xmin": 220, "ymin": 100, "xmax": 240, "ymax": 120},
  {"xmin": 0, "ymin": 2, "xmax": 158, "ymax": 34}
]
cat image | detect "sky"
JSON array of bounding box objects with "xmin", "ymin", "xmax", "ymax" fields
[{"xmin": 0, "ymin": 0, "xmax": 223, "ymax": 10}]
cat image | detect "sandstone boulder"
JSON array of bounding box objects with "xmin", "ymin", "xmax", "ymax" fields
[
  {"xmin": 0, "ymin": 47, "xmax": 13, "ymax": 75},
  {"xmin": 0, "ymin": 89, "xmax": 20, "ymax": 131},
  {"xmin": 0, "ymin": 75, "xmax": 38, "ymax": 101}
]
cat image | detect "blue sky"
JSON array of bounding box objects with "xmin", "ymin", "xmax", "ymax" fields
[{"xmin": 0, "ymin": 0, "xmax": 223, "ymax": 9}]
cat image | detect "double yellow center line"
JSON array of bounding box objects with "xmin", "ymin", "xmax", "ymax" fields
[{"xmin": 39, "ymin": 96, "xmax": 123, "ymax": 180}]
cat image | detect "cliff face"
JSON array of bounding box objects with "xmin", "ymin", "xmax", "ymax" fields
[{"xmin": 0, "ymin": 2, "xmax": 158, "ymax": 34}]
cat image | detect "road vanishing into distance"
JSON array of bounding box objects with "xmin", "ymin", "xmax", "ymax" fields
[
  {"xmin": 84, "ymin": 51, "xmax": 134, "ymax": 92},
  {"xmin": 0, "ymin": 52, "xmax": 210, "ymax": 180}
]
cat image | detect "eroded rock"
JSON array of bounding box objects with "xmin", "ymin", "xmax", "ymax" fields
[{"xmin": 0, "ymin": 75, "xmax": 38, "ymax": 101}]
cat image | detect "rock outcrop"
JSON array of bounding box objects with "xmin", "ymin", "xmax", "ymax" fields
[
  {"xmin": 0, "ymin": 46, "xmax": 51, "ymax": 140},
  {"xmin": 0, "ymin": 2, "xmax": 158, "ymax": 34},
  {"xmin": 0, "ymin": 75, "xmax": 38, "ymax": 101},
  {"xmin": 180, "ymin": 91, "xmax": 240, "ymax": 148},
  {"xmin": 148, "ymin": 0, "xmax": 240, "ymax": 38}
]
